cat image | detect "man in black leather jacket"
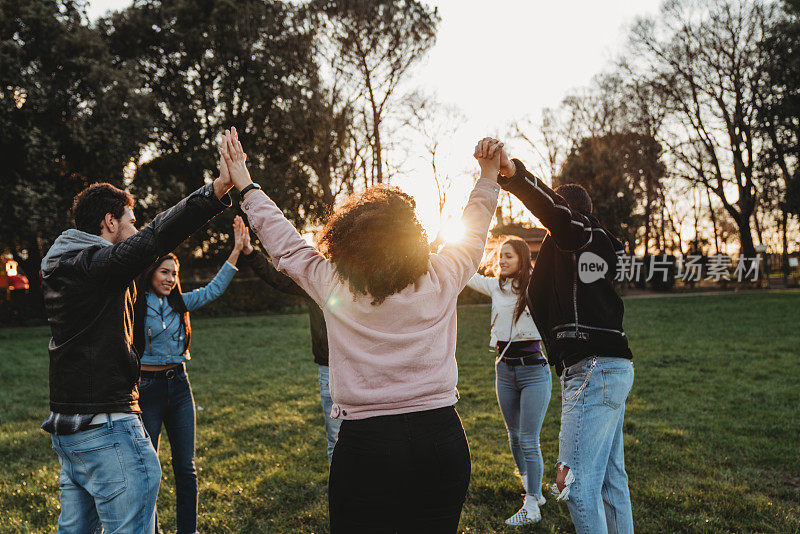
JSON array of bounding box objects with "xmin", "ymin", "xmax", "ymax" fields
[
  {"xmin": 40, "ymin": 160, "xmax": 232, "ymax": 533},
  {"xmin": 491, "ymin": 141, "xmax": 635, "ymax": 533}
]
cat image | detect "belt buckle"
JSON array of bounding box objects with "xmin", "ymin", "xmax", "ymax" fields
[{"xmin": 165, "ymin": 368, "xmax": 176, "ymax": 379}]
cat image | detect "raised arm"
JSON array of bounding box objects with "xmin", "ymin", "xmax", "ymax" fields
[
  {"xmin": 234, "ymin": 215, "xmax": 307, "ymax": 297},
  {"xmin": 432, "ymin": 138, "xmax": 501, "ymax": 291},
  {"xmin": 466, "ymin": 273, "xmax": 496, "ymax": 296},
  {"xmin": 496, "ymin": 149, "xmax": 591, "ymax": 252},
  {"xmin": 181, "ymin": 260, "xmax": 238, "ymax": 312},
  {"xmin": 74, "ymin": 146, "xmax": 234, "ymax": 287},
  {"xmin": 221, "ymin": 128, "xmax": 336, "ymax": 307},
  {"xmin": 80, "ymin": 184, "xmax": 231, "ymax": 288},
  {"xmin": 241, "ymin": 247, "xmax": 308, "ymax": 298}
]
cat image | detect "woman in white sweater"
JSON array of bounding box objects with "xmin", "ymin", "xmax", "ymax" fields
[{"xmin": 467, "ymin": 236, "xmax": 552, "ymax": 526}]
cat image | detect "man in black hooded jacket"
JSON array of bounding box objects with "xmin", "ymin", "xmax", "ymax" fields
[
  {"xmin": 40, "ymin": 157, "xmax": 233, "ymax": 533},
  {"xmin": 490, "ymin": 140, "xmax": 635, "ymax": 534}
]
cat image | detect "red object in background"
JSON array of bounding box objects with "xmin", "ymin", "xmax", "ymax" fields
[{"xmin": 1, "ymin": 257, "xmax": 29, "ymax": 291}]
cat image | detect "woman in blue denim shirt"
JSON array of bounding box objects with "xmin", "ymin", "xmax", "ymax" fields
[
  {"xmin": 466, "ymin": 236, "xmax": 551, "ymax": 527},
  {"xmin": 134, "ymin": 220, "xmax": 245, "ymax": 534}
]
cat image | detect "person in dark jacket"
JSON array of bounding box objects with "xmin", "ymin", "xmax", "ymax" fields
[
  {"xmin": 236, "ymin": 215, "xmax": 341, "ymax": 464},
  {"xmin": 491, "ymin": 141, "xmax": 635, "ymax": 534},
  {"xmin": 40, "ymin": 148, "xmax": 233, "ymax": 533}
]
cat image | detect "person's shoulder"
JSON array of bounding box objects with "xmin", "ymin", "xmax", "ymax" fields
[{"xmin": 48, "ymin": 245, "xmax": 104, "ymax": 277}]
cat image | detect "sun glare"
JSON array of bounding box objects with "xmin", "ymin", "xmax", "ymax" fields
[{"xmin": 439, "ymin": 218, "xmax": 467, "ymax": 244}]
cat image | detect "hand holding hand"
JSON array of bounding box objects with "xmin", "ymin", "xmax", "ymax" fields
[
  {"xmin": 497, "ymin": 143, "xmax": 516, "ymax": 177},
  {"xmin": 473, "ymin": 137, "xmax": 503, "ymax": 180},
  {"xmin": 220, "ymin": 127, "xmax": 254, "ymax": 192}
]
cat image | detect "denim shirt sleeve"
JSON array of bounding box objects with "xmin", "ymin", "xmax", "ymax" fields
[{"xmin": 181, "ymin": 261, "xmax": 237, "ymax": 312}]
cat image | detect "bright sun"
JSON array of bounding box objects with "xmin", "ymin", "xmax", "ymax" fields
[{"xmin": 438, "ymin": 218, "xmax": 467, "ymax": 244}]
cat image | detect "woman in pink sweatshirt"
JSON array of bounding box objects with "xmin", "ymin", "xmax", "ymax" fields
[{"xmin": 221, "ymin": 128, "xmax": 501, "ymax": 533}]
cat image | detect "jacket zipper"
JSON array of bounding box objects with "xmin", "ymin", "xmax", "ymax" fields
[{"xmin": 572, "ymin": 252, "xmax": 579, "ymax": 335}]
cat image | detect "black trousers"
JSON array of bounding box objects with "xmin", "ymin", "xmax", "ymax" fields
[{"xmin": 329, "ymin": 405, "xmax": 471, "ymax": 534}]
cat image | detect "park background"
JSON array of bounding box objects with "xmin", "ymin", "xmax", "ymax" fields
[{"xmin": 1, "ymin": 0, "xmax": 799, "ymax": 532}]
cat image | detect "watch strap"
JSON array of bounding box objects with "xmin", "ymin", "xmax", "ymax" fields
[{"xmin": 240, "ymin": 183, "xmax": 262, "ymax": 197}]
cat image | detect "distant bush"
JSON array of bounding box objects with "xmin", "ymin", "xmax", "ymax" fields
[{"xmin": 181, "ymin": 278, "xmax": 306, "ymax": 318}]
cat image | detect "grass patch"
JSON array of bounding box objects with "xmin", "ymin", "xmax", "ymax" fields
[{"xmin": 1, "ymin": 291, "xmax": 799, "ymax": 532}]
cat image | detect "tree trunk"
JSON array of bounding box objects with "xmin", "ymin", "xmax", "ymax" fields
[
  {"xmin": 643, "ymin": 202, "xmax": 652, "ymax": 256},
  {"xmin": 706, "ymin": 188, "xmax": 720, "ymax": 254},
  {"xmin": 373, "ymin": 118, "xmax": 383, "ymax": 184},
  {"xmin": 736, "ymin": 213, "xmax": 757, "ymax": 258},
  {"xmin": 782, "ymin": 207, "xmax": 789, "ymax": 285}
]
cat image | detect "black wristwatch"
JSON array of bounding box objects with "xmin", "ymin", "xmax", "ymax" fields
[{"xmin": 240, "ymin": 183, "xmax": 262, "ymax": 197}]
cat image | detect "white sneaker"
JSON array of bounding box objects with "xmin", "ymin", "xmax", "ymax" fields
[{"xmin": 504, "ymin": 497, "xmax": 541, "ymax": 526}]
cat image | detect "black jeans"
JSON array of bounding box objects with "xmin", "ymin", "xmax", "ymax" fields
[{"xmin": 329, "ymin": 405, "xmax": 471, "ymax": 533}]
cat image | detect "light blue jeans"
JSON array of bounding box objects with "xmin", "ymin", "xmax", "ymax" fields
[
  {"xmin": 50, "ymin": 414, "xmax": 161, "ymax": 534},
  {"xmin": 495, "ymin": 359, "xmax": 552, "ymax": 498},
  {"xmin": 319, "ymin": 365, "xmax": 342, "ymax": 465},
  {"xmin": 558, "ymin": 356, "xmax": 634, "ymax": 534}
]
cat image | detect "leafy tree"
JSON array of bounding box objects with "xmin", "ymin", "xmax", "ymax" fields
[
  {"xmin": 0, "ymin": 0, "xmax": 154, "ymax": 296},
  {"xmin": 557, "ymin": 132, "xmax": 665, "ymax": 253},
  {"xmin": 102, "ymin": 0, "xmax": 358, "ymax": 268},
  {"xmin": 759, "ymin": 0, "xmax": 800, "ymax": 274}
]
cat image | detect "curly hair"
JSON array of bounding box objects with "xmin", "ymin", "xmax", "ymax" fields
[{"xmin": 318, "ymin": 186, "xmax": 430, "ymax": 305}]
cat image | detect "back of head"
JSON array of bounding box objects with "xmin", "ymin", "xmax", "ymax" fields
[
  {"xmin": 71, "ymin": 183, "xmax": 134, "ymax": 235},
  {"xmin": 554, "ymin": 183, "xmax": 592, "ymax": 216},
  {"xmin": 318, "ymin": 186, "xmax": 430, "ymax": 305}
]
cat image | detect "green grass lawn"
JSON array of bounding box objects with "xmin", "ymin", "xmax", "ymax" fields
[{"xmin": 1, "ymin": 291, "xmax": 799, "ymax": 533}]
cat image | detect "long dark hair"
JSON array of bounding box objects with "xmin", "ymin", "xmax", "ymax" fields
[
  {"xmin": 141, "ymin": 253, "xmax": 191, "ymax": 354},
  {"xmin": 493, "ymin": 236, "xmax": 532, "ymax": 322},
  {"xmin": 318, "ymin": 185, "xmax": 430, "ymax": 305}
]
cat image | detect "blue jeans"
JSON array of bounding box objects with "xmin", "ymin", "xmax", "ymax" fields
[
  {"xmin": 558, "ymin": 356, "xmax": 634, "ymax": 534},
  {"xmin": 319, "ymin": 365, "xmax": 342, "ymax": 465},
  {"xmin": 495, "ymin": 359, "xmax": 552, "ymax": 498},
  {"xmin": 51, "ymin": 414, "xmax": 161, "ymax": 533},
  {"xmin": 139, "ymin": 369, "xmax": 197, "ymax": 534}
]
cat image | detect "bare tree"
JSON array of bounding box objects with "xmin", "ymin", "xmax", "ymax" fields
[
  {"xmin": 403, "ymin": 91, "xmax": 465, "ymax": 219},
  {"xmin": 629, "ymin": 0, "xmax": 775, "ymax": 257},
  {"xmin": 313, "ymin": 0, "xmax": 440, "ymax": 185}
]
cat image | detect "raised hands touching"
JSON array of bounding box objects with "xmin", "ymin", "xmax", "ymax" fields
[
  {"xmin": 220, "ymin": 127, "xmax": 254, "ymax": 193},
  {"xmin": 212, "ymin": 141, "xmax": 235, "ymax": 199},
  {"xmin": 473, "ymin": 137, "xmax": 504, "ymax": 181},
  {"xmin": 233, "ymin": 215, "xmax": 253, "ymax": 255}
]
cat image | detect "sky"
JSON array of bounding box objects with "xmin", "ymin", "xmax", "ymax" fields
[{"xmin": 85, "ymin": 0, "xmax": 665, "ymax": 237}]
